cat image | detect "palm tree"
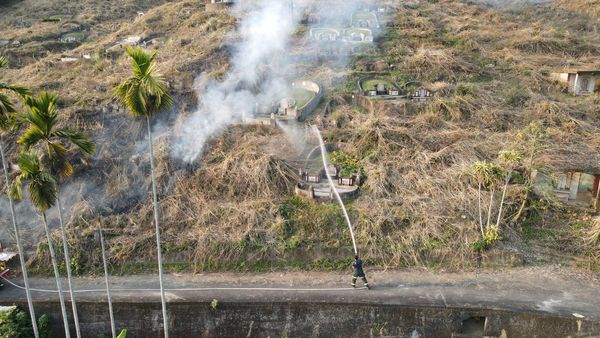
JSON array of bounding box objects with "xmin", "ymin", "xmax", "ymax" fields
[
  {"xmin": 18, "ymin": 92, "xmax": 96, "ymax": 338},
  {"xmin": 113, "ymin": 47, "xmax": 173, "ymax": 338},
  {"xmin": 10, "ymin": 151, "xmax": 71, "ymax": 337},
  {"xmin": 496, "ymin": 150, "xmax": 523, "ymax": 228},
  {"xmin": 0, "ymin": 55, "xmax": 39, "ymax": 338},
  {"xmin": 470, "ymin": 161, "xmax": 504, "ymax": 234}
]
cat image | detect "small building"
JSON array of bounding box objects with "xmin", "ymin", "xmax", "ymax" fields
[
  {"xmin": 548, "ymin": 172, "xmax": 600, "ymax": 205},
  {"xmin": 552, "ymin": 70, "xmax": 600, "ymax": 95},
  {"xmin": 534, "ymin": 148, "xmax": 600, "ymax": 207}
]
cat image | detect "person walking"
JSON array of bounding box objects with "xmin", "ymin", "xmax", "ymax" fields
[{"xmin": 351, "ymin": 255, "xmax": 370, "ymax": 289}]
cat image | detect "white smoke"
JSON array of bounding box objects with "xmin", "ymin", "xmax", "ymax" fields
[
  {"xmin": 171, "ymin": 1, "xmax": 297, "ymax": 163},
  {"xmin": 170, "ymin": 0, "xmax": 384, "ymax": 163}
]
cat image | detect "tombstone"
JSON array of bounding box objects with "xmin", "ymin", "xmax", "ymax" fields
[
  {"xmin": 368, "ymin": 90, "xmax": 377, "ymax": 96},
  {"xmin": 306, "ymin": 174, "xmax": 321, "ymax": 183},
  {"xmin": 338, "ymin": 177, "xmax": 354, "ymax": 186},
  {"xmin": 376, "ymin": 83, "xmax": 386, "ymax": 94},
  {"xmin": 326, "ymin": 164, "xmax": 338, "ymax": 178},
  {"xmin": 411, "ymin": 88, "xmax": 432, "ymax": 101},
  {"xmin": 389, "ymin": 89, "xmax": 400, "ymax": 96}
]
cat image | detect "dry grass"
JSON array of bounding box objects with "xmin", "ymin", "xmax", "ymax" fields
[{"xmin": 8, "ymin": 0, "xmax": 600, "ymax": 273}]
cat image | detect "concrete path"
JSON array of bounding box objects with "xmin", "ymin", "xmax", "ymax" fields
[{"xmin": 1, "ymin": 265, "xmax": 599, "ymax": 322}]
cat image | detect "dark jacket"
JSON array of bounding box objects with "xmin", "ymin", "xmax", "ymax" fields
[{"xmin": 352, "ymin": 259, "xmax": 365, "ymax": 277}]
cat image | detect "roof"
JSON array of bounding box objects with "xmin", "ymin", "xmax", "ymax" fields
[
  {"xmin": 538, "ymin": 147, "xmax": 600, "ymax": 174},
  {"xmin": 557, "ymin": 70, "xmax": 600, "ymax": 75}
]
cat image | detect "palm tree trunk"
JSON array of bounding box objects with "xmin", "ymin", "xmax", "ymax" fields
[
  {"xmin": 486, "ymin": 188, "xmax": 495, "ymax": 228},
  {"xmin": 147, "ymin": 116, "xmax": 169, "ymax": 338},
  {"xmin": 42, "ymin": 212, "xmax": 71, "ymax": 338},
  {"xmin": 56, "ymin": 195, "xmax": 81, "ymax": 338},
  {"xmin": 0, "ymin": 141, "xmax": 39, "ymax": 338},
  {"xmin": 496, "ymin": 171, "xmax": 512, "ymax": 228},
  {"xmin": 98, "ymin": 225, "xmax": 116, "ymax": 338},
  {"xmin": 478, "ymin": 182, "xmax": 484, "ymax": 237}
]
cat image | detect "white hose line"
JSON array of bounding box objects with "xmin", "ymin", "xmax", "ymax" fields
[
  {"xmin": 1, "ymin": 276, "xmax": 366, "ymax": 293},
  {"xmin": 311, "ymin": 125, "xmax": 358, "ymax": 255}
]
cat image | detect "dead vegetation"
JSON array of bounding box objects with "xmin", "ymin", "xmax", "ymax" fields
[{"xmin": 5, "ymin": 0, "xmax": 600, "ymax": 274}]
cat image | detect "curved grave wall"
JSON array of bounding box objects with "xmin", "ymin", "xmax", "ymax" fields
[{"xmin": 292, "ymin": 80, "xmax": 323, "ymax": 120}]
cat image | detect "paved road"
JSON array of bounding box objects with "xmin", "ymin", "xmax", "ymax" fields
[{"xmin": 1, "ymin": 265, "xmax": 599, "ymax": 321}]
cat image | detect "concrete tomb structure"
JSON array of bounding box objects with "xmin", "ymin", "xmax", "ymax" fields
[
  {"xmin": 243, "ymin": 80, "xmax": 323, "ymax": 125},
  {"xmin": 310, "ymin": 8, "xmax": 379, "ymax": 58},
  {"xmin": 358, "ymin": 77, "xmax": 402, "ymax": 98},
  {"xmin": 351, "ymin": 11, "xmax": 380, "ymax": 29},
  {"xmin": 409, "ymin": 87, "xmax": 433, "ymax": 101},
  {"xmin": 295, "ymin": 145, "xmax": 360, "ymax": 202},
  {"xmin": 552, "ymin": 70, "xmax": 600, "ymax": 95},
  {"xmin": 206, "ymin": 0, "xmax": 235, "ymax": 11}
]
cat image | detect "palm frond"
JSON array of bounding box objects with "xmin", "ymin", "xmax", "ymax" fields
[
  {"xmin": 47, "ymin": 142, "xmax": 74, "ymax": 177},
  {"xmin": 0, "ymin": 82, "xmax": 30, "ymax": 98},
  {"xmin": 52, "ymin": 128, "xmax": 96, "ymax": 157},
  {"xmin": 9, "ymin": 173, "xmax": 25, "ymax": 201},
  {"xmin": 0, "ymin": 55, "xmax": 7, "ymax": 69},
  {"xmin": 0, "ymin": 92, "xmax": 16, "ymax": 115},
  {"xmin": 29, "ymin": 172, "xmax": 57, "ymax": 212},
  {"xmin": 11, "ymin": 151, "xmax": 57, "ymax": 212},
  {"xmin": 114, "ymin": 47, "xmax": 171, "ymax": 118},
  {"xmin": 17, "ymin": 125, "xmax": 45, "ymax": 150}
]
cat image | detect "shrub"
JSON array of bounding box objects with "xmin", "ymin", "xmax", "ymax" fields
[{"xmin": 0, "ymin": 307, "xmax": 51, "ymax": 338}]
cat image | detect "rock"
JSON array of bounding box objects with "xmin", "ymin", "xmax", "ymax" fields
[
  {"xmin": 0, "ymin": 40, "xmax": 9, "ymax": 47},
  {"xmin": 124, "ymin": 36, "xmax": 142, "ymax": 46},
  {"xmin": 373, "ymin": 60, "xmax": 389, "ymax": 72},
  {"xmin": 11, "ymin": 40, "xmax": 20, "ymax": 46}
]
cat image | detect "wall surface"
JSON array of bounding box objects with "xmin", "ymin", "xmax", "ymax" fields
[{"xmin": 11, "ymin": 300, "xmax": 600, "ymax": 338}]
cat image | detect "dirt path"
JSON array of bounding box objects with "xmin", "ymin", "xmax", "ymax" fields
[{"xmin": 1, "ymin": 265, "xmax": 599, "ymax": 321}]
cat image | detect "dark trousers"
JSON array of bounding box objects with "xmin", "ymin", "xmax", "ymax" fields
[{"xmin": 352, "ymin": 275, "xmax": 368, "ymax": 286}]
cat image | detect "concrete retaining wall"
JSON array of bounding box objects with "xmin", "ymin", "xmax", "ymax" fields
[
  {"xmin": 292, "ymin": 80, "xmax": 323, "ymax": 120},
  {"xmin": 13, "ymin": 301, "xmax": 600, "ymax": 337}
]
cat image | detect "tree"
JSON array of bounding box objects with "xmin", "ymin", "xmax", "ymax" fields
[
  {"xmin": 470, "ymin": 161, "xmax": 489, "ymax": 237},
  {"xmin": 0, "ymin": 55, "xmax": 39, "ymax": 338},
  {"xmin": 514, "ymin": 121, "xmax": 547, "ymax": 221},
  {"xmin": 470, "ymin": 161, "xmax": 504, "ymax": 235},
  {"xmin": 496, "ymin": 150, "xmax": 523, "ymax": 228},
  {"xmin": 10, "ymin": 151, "xmax": 71, "ymax": 337},
  {"xmin": 485, "ymin": 163, "xmax": 504, "ymax": 229},
  {"xmin": 18, "ymin": 92, "xmax": 96, "ymax": 338},
  {"xmin": 113, "ymin": 47, "xmax": 173, "ymax": 338}
]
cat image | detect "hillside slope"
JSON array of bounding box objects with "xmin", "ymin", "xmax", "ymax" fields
[{"xmin": 0, "ymin": 0, "xmax": 599, "ymax": 275}]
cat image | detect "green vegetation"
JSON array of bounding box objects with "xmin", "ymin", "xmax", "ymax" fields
[
  {"xmin": 362, "ymin": 79, "xmax": 395, "ymax": 92},
  {"xmin": 0, "ymin": 307, "xmax": 51, "ymax": 338},
  {"xmin": 291, "ymin": 88, "xmax": 315, "ymax": 109},
  {"xmin": 210, "ymin": 299, "xmax": 219, "ymax": 311},
  {"xmin": 330, "ymin": 151, "xmax": 362, "ymax": 177},
  {"xmin": 2, "ymin": 0, "xmax": 600, "ymax": 277}
]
